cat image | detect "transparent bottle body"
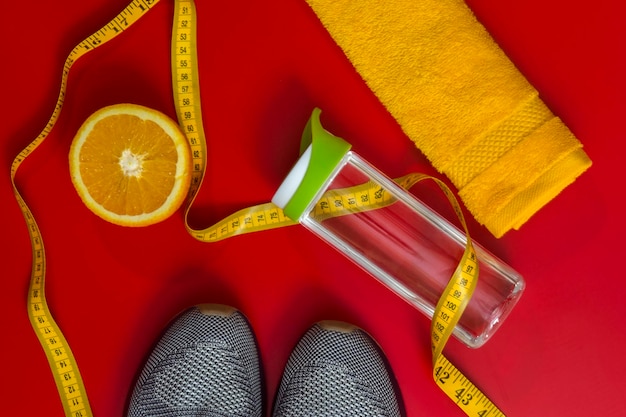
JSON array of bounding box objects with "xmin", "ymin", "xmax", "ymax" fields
[{"xmin": 300, "ymin": 152, "xmax": 525, "ymax": 348}]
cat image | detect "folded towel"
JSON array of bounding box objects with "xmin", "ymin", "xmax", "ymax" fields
[{"xmin": 304, "ymin": 0, "xmax": 592, "ymax": 237}]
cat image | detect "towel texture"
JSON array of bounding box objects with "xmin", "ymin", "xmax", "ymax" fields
[{"xmin": 305, "ymin": 0, "xmax": 592, "ymax": 237}]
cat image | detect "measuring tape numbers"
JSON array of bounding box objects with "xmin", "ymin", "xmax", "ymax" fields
[
  {"xmin": 423, "ymin": 177, "xmax": 505, "ymax": 417},
  {"xmin": 171, "ymin": 0, "xmax": 300, "ymax": 242},
  {"xmin": 10, "ymin": 1, "xmax": 161, "ymax": 416},
  {"xmin": 12, "ymin": 0, "xmax": 506, "ymax": 415}
]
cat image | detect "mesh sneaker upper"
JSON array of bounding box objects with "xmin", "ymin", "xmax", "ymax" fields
[
  {"xmin": 127, "ymin": 306, "xmax": 262, "ymax": 417},
  {"xmin": 273, "ymin": 322, "xmax": 401, "ymax": 417}
]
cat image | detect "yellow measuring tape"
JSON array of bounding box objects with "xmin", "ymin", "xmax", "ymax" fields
[
  {"xmin": 10, "ymin": 2, "xmax": 161, "ymax": 415},
  {"xmin": 170, "ymin": 0, "xmax": 299, "ymax": 242},
  {"xmin": 10, "ymin": 0, "xmax": 505, "ymax": 415}
]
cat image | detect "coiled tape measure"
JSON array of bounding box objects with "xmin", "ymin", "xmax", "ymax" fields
[{"xmin": 10, "ymin": 0, "xmax": 505, "ymax": 415}]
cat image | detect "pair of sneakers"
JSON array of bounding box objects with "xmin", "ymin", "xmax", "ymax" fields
[{"xmin": 127, "ymin": 304, "xmax": 402, "ymax": 416}]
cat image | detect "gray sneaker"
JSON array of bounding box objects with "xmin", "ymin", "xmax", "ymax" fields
[
  {"xmin": 273, "ymin": 321, "xmax": 402, "ymax": 417},
  {"xmin": 127, "ymin": 304, "xmax": 262, "ymax": 417}
]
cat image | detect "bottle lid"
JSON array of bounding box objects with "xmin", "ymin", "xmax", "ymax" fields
[{"xmin": 272, "ymin": 108, "xmax": 351, "ymax": 220}]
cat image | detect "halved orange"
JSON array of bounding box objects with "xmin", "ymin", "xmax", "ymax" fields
[{"xmin": 69, "ymin": 103, "xmax": 192, "ymax": 227}]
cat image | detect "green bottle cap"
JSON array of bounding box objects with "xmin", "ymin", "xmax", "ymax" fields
[{"xmin": 272, "ymin": 108, "xmax": 352, "ymax": 220}]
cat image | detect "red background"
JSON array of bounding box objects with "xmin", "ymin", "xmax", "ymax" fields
[{"xmin": 1, "ymin": 0, "xmax": 625, "ymax": 416}]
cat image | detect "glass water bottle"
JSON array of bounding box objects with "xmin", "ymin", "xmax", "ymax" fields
[{"xmin": 272, "ymin": 108, "xmax": 525, "ymax": 348}]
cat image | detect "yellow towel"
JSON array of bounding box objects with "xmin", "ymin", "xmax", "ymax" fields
[{"xmin": 304, "ymin": 0, "xmax": 592, "ymax": 238}]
